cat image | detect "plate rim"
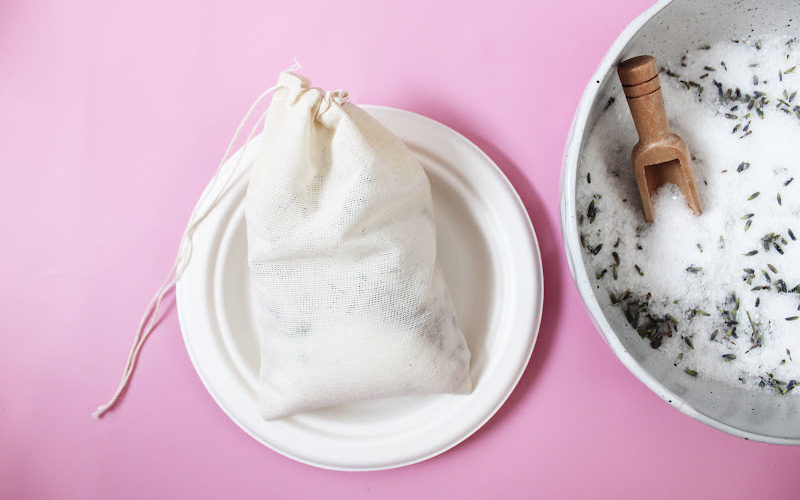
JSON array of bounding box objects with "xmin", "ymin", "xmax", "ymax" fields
[{"xmin": 176, "ymin": 104, "xmax": 545, "ymax": 469}]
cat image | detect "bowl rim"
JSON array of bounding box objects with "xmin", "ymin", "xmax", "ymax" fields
[{"xmin": 560, "ymin": 0, "xmax": 800, "ymax": 446}]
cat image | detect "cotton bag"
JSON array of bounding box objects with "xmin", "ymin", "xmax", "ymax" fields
[
  {"xmin": 248, "ymin": 72, "xmax": 471, "ymax": 419},
  {"xmin": 93, "ymin": 69, "xmax": 471, "ymax": 420}
]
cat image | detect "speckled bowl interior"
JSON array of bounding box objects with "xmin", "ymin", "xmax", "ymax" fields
[{"xmin": 563, "ymin": 0, "xmax": 800, "ymax": 443}]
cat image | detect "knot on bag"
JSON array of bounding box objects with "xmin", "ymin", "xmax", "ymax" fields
[{"xmin": 317, "ymin": 89, "xmax": 350, "ymax": 117}]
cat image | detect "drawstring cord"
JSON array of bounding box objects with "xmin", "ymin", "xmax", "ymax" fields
[{"xmin": 92, "ymin": 83, "xmax": 283, "ymax": 418}]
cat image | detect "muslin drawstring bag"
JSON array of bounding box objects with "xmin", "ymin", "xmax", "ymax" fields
[
  {"xmin": 94, "ymin": 69, "xmax": 472, "ymax": 420},
  {"xmin": 248, "ymin": 72, "xmax": 471, "ymax": 418}
]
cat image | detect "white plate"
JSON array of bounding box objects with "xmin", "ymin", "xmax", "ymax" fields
[{"xmin": 176, "ymin": 105, "xmax": 543, "ymax": 470}]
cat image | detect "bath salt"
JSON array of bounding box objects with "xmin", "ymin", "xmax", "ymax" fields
[{"xmin": 578, "ymin": 36, "xmax": 800, "ymax": 395}]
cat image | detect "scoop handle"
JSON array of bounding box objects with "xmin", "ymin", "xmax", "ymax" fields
[{"xmin": 617, "ymin": 55, "xmax": 671, "ymax": 144}]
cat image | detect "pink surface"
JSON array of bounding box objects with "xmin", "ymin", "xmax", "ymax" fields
[{"xmin": 2, "ymin": 0, "xmax": 799, "ymax": 498}]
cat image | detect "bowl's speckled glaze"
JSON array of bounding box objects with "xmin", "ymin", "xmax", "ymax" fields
[{"xmin": 562, "ymin": 0, "xmax": 800, "ymax": 444}]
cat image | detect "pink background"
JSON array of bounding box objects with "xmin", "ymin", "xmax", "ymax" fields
[{"xmin": 2, "ymin": 0, "xmax": 799, "ymax": 498}]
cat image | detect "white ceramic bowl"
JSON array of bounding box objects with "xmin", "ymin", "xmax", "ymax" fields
[{"xmin": 562, "ymin": 0, "xmax": 800, "ymax": 444}]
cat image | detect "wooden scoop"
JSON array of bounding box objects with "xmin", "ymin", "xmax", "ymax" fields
[{"xmin": 617, "ymin": 55, "xmax": 702, "ymax": 222}]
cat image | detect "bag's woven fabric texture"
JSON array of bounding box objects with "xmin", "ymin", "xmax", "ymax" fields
[{"xmin": 246, "ymin": 72, "xmax": 471, "ymax": 419}]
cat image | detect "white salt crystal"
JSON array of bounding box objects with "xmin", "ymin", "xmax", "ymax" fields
[{"xmin": 578, "ymin": 37, "xmax": 800, "ymax": 394}]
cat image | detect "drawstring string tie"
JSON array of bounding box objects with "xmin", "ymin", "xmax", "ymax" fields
[{"xmin": 92, "ymin": 83, "xmax": 284, "ymax": 418}]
